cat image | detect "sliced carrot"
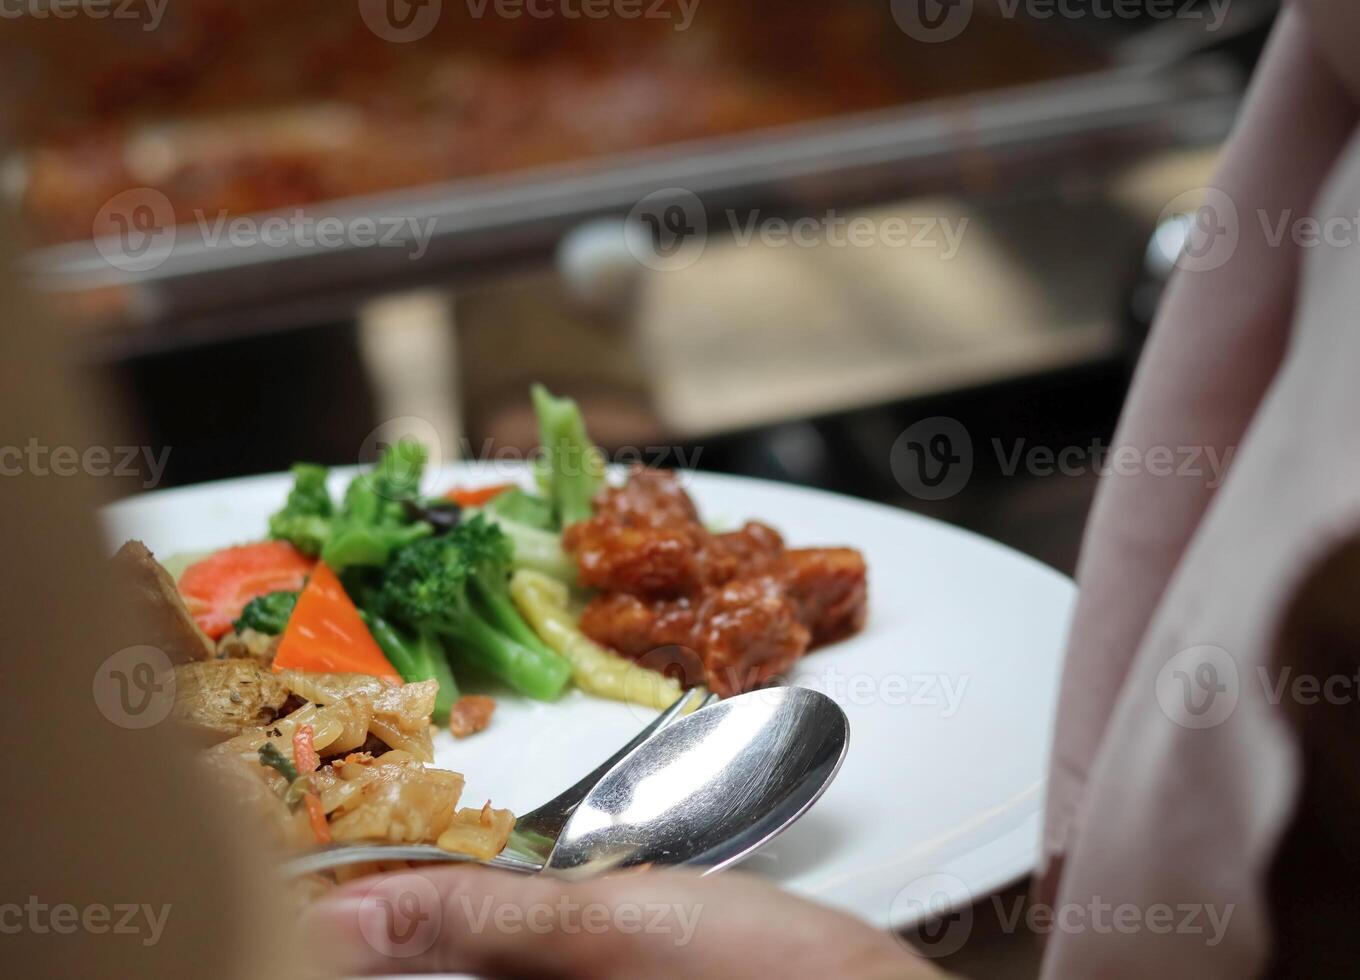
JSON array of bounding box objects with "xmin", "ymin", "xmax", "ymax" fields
[
  {"xmin": 444, "ymin": 484, "xmax": 514, "ymax": 507},
  {"xmin": 272, "ymin": 562, "xmax": 401, "ymax": 681},
  {"xmin": 293, "ymin": 725, "xmax": 320, "ymax": 775},
  {"xmin": 179, "ymin": 541, "xmax": 315, "ymax": 640},
  {"xmin": 303, "ymin": 791, "xmax": 331, "ymax": 845}
]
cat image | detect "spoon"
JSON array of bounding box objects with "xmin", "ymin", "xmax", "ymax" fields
[
  {"xmin": 284, "ymin": 687, "xmax": 711, "ymax": 878},
  {"xmin": 286, "ymin": 686, "xmax": 848, "ymax": 878},
  {"xmin": 544, "ymin": 685, "xmax": 849, "ymax": 879}
]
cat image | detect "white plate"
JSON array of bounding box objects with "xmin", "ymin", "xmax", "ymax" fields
[{"xmin": 102, "ymin": 464, "xmax": 1073, "ymax": 930}]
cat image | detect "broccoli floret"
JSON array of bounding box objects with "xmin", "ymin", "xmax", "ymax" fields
[
  {"xmin": 377, "ymin": 517, "xmax": 570, "ymax": 701},
  {"xmin": 233, "ymin": 590, "xmax": 298, "ymax": 635},
  {"xmin": 267, "ymin": 443, "xmax": 434, "ymax": 572},
  {"xmin": 267, "ymin": 464, "xmax": 333, "ymax": 556},
  {"xmin": 531, "ymin": 384, "xmax": 604, "ymax": 528},
  {"xmin": 367, "ymin": 439, "xmax": 427, "ymax": 505}
]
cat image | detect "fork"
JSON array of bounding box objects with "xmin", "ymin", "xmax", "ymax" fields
[{"xmin": 284, "ymin": 688, "xmax": 717, "ymax": 878}]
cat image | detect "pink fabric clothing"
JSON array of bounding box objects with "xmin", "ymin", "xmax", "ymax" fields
[{"xmin": 1039, "ymin": 4, "xmax": 1360, "ymax": 975}]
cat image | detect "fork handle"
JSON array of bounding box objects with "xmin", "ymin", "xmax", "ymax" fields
[{"xmin": 283, "ymin": 845, "xmax": 543, "ymax": 879}]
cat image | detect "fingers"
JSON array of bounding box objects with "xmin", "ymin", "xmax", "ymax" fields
[
  {"xmin": 304, "ymin": 865, "xmax": 690, "ymax": 978},
  {"xmin": 304, "ymin": 866, "xmax": 933, "ymax": 979}
]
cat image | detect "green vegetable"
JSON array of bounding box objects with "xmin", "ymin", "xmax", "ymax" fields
[
  {"xmin": 471, "ymin": 509, "xmax": 576, "ymax": 584},
  {"xmin": 486, "ymin": 486, "xmax": 556, "ymax": 531},
  {"xmin": 510, "ymin": 568, "xmax": 685, "ymax": 709},
  {"xmin": 362, "ymin": 611, "xmax": 458, "ymax": 723},
  {"xmin": 322, "ymin": 441, "xmax": 434, "ymax": 571},
  {"xmin": 233, "ymin": 590, "xmax": 299, "ymax": 636},
  {"xmin": 376, "ymin": 516, "xmax": 572, "ymax": 701},
  {"xmin": 258, "ymin": 742, "xmax": 299, "ymax": 783},
  {"xmin": 266, "ymin": 442, "xmax": 433, "ymax": 573},
  {"xmin": 532, "ymin": 384, "xmax": 604, "ymax": 528},
  {"xmin": 267, "ymin": 464, "xmax": 333, "ymax": 556},
  {"xmin": 258, "ymin": 743, "xmax": 310, "ymax": 811}
]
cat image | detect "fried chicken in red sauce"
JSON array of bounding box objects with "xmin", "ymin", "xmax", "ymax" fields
[
  {"xmin": 566, "ymin": 467, "xmax": 868, "ymax": 696},
  {"xmin": 781, "ymin": 548, "xmax": 870, "ymax": 645},
  {"xmin": 578, "ymin": 592, "xmax": 700, "ymax": 662},
  {"xmin": 563, "ymin": 468, "xmax": 706, "ymax": 596},
  {"xmin": 695, "ymin": 577, "xmax": 811, "ymax": 695}
]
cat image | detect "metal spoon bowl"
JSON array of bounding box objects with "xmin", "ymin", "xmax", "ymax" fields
[{"xmin": 545, "ymin": 686, "xmax": 849, "ymax": 879}]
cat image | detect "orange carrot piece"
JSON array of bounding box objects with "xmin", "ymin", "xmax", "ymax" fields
[
  {"xmin": 444, "ymin": 484, "xmax": 514, "ymax": 507},
  {"xmin": 179, "ymin": 541, "xmax": 315, "ymax": 640},
  {"xmin": 303, "ymin": 791, "xmax": 331, "ymax": 845},
  {"xmin": 293, "ymin": 725, "xmax": 320, "ymax": 774},
  {"xmin": 272, "ymin": 563, "xmax": 401, "ymax": 681}
]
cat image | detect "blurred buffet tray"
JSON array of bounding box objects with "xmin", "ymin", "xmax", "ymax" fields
[{"xmin": 10, "ymin": 4, "xmax": 1245, "ymax": 339}]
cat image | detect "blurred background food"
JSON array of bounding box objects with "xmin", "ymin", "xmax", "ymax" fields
[
  {"xmin": 4, "ymin": 0, "xmax": 1276, "ymax": 581},
  {"xmin": 10, "ymin": 0, "xmax": 1093, "ymax": 244}
]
